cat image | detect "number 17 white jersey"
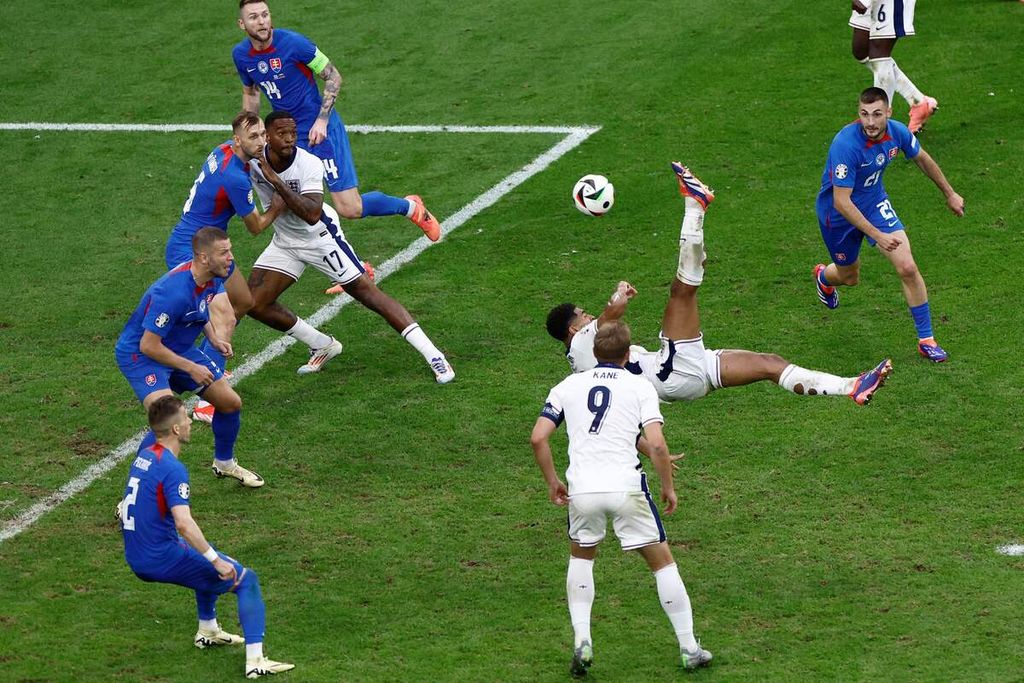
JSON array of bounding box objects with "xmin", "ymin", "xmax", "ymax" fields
[
  {"xmin": 541, "ymin": 364, "xmax": 664, "ymax": 495},
  {"xmin": 249, "ymin": 146, "xmax": 328, "ymax": 250}
]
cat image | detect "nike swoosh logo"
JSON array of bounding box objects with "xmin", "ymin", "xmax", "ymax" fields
[
  {"xmin": 860, "ymin": 162, "xmax": 873, "ymax": 167},
  {"xmin": 246, "ymin": 68, "xmax": 256, "ymax": 73},
  {"xmin": 887, "ymin": 221, "xmax": 898, "ymax": 227}
]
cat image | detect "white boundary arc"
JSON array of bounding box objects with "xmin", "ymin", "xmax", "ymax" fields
[{"xmin": 0, "ymin": 122, "xmax": 601, "ymax": 543}]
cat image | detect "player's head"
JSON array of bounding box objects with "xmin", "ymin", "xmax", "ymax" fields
[
  {"xmin": 231, "ymin": 111, "xmax": 266, "ymax": 161},
  {"xmin": 858, "ymin": 87, "xmax": 891, "ymax": 141},
  {"xmin": 192, "ymin": 227, "xmax": 233, "ymax": 278},
  {"xmin": 238, "ymin": 1, "xmax": 272, "ymax": 44},
  {"xmin": 593, "ymin": 320, "xmax": 631, "ymax": 365},
  {"xmin": 264, "ymin": 110, "xmax": 297, "ymax": 159},
  {"xmin": 546, "ymin": 303, "xmax": 594, "ymax": 345},
  {"xmin": 147, "ymin": 395, "xmax": 192, "ymax": 444}
]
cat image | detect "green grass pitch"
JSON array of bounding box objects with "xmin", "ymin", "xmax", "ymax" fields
[{"xmin": 1, "ymin": 1, "xmax": 1023, "ymax": 680}]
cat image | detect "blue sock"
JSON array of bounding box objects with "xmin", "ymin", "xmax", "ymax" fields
[
  {"xmin": 360, "ymin": 191, "xmax": 410, "ymax": 218},
  {"xmin": 234, "ymin": 568, "xmax": 266, "ymax": 644},
  {"xmin": 211, "ymin": 410, "xmax": 241, "ymax": 462},
  {"xmin": 817, "ymin": 269, "xmax": 833, "ymax": 289},
  {"xmin": 137, "ymin": 430, "xmax": 157, "ymax": 455},
  {"xmin": 909, "ymin": 302, "xmax": 934, "ymax": 340},
  {"xmin": 195, "ymin": 590, "xmax": 218, "ymax": 621}
]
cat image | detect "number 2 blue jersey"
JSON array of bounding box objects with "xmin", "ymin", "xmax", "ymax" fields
[
  {"xmin": 166, "ymin": 142, "xmax": 255, "ymax": 266},
  {"xmin": 816, "ymin": 120, "xmax": 920, "ymax": 222},
  {"xmin": 121, "ymin": 442, "xmax": 191, "ymax": 573},
  {"xmin": 114, "ymin": 262, "xmax": 224, "ymax": 360},
  {"xmin": 232, "ymin": 29, "xmax": 342, "ymax": 142}
]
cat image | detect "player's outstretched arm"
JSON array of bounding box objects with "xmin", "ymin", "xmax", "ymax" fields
[
  {"xmin": 171, "ymin": 505, "xmax": 237, "ymax": 582},
  {"xmin": 139, "ymin": 331, "xmax": 215, "ymax": 386},
  {"xmin": 530, "ymin": 417, "xmax": 569, "ymax": 506},
  {"xmin": 241, "ymin": 83, "xmax": 262, "ymax": 115},
  {"xmin": 596, "ymin": 281, "xmax": 637, "ymax": 328},
  {"xmin": 642, "ymin": 422, "xmax": 677, "ymax": 515},
  {"xmin": 833, "ymin": 187, "xmax": 902, "ymax": 252},
  {"xmin": 638, "ymin": 435, "xmax": 685, "ymax": 471},
  {"xmin": 911, "ymin": 149, "xmax": 965, "ymax": 216}
]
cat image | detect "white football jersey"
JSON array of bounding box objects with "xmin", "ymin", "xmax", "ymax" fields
[
  {"xmin": 249, "ymin": 147, "xmax": 329, "ymax": 250},
  {"xmin": 541, "ymin": 364, "xmax": 664, "ymax": 495},
  {"xmin": 567, "ymin": 319, "xmax": 657, "ymax": 379}
]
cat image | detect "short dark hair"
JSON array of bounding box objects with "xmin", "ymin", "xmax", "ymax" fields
[
  {"xmin": 192, "ymin": 227, "xmax": 230, "ymax": 256},
  {"xmin": 546, "ymin": 303, "xmax": 578, "ymax": 342},
  {"xmin": 148, "ymin": 396, "xmax": 185, "ymax": 435},
  {"xmin": 264, "ymin": 109, "xmax": 295, "ymax": 128},
  {"xmin": 593, "ymin": 320, "xmax": 631, "ymax": 364},
  {"xmin": 231, "ymin": 110, "xmax": 262, "ymax": 134},
  {"xmin": 239, "ymin": 0, "xmax": 266, "ymax": 10},
  {"xmin": 860, "ymin": 87, "xmax": 889, "ymax": 106}
]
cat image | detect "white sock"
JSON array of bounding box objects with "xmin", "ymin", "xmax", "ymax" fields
[
  {"xmin": 654, "ymin": 563, "xmax": 699, "ymax": 652},
  {"xmin": 677, "ymin": 198, "xmax": 706, "ymax": 286},
  {"xmin": 286, "ymin": 318, "xmax": 332, "ymax": 350},
  {"xmin": 245, "ymin": 642, "xmax": 264, "ymax": 663},
  {"xmin": 405, "ymin": 197, "xmax": 418, "ymax": 218},
  {"xmin": 198, "ymin": 618, "xmax": 218, "ymax": 632},
  {"xmin": 778, "ymin": 364, "xmax": 855, "ymax": 396},
  {"xmin": 401, "ymin": 323, "xmax": 443, "ymax": 363},
  {"xmin": 213, "ymin": 458, "xmax": 237, "ymax": 470},
  {"xmin": 868, "ymin": 57, "xmax": 897, "ymax": 107},
  {"xmin": 892, "ymin": 61, "xmax": 925, "ymax": 106},
  {"xmin": 567, "ymin": 557, "xmax": 595, "ymax": 648}
]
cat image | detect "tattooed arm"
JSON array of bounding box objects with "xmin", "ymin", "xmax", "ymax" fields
[
  {"xmin": 242, "ymin": 83, "xmax": 262, "ymax": 114},
  {"xmin": 308, "ymin": 62, "xmax": 342, "ymax": 146}
]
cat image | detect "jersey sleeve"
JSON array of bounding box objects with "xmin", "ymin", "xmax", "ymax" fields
[
  {"xmin": 826, "ymin": 137, "xmax": 860, "ymax": 190},
  {"xmin": 299, "ymin": 152, "xmax": 326, "ymax": 194},
  {"xmin": 892, "ymin": 121, "xmax": 921, "ymax": 159},
  {"xmin": 539, "ymin": 386, "xmax": 564, "ymax": 426},
  {"xmin": 141, "ymin": 284, "xmax": 186, "ymax": 339},
  {"xmin": 637, "ymin": 381, "xmax": 664, "ymax": 428},
  {"xmin": 226, "ymin": 170, "xmax": 257, "ymax": 217},
  {"xmin": 162, "ymin": 460, "xmax": 192, "ymax": 508},
  {"xmin": 232, "ymin": 44, "xmax": 254, "ymax": 87},
  {"xmin": 288, "ymin": 30, "xmax": 319, "ymax": 66}
]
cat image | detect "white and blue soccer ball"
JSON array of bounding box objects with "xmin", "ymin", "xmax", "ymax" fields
[{"xmin": 572, "ymin": 174, "xmax": 615, "ymax": 216}]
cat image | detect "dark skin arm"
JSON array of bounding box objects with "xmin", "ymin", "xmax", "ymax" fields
[{"xmin": 255, "ymin": 154, "xmax": 323, "ymax": 225}]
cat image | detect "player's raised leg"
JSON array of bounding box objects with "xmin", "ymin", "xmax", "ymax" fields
[
  {"xmin": 202, "ymin": 379, "xmax": 265, "ymax": 487},
  {"xmin": 876, "ymin": 230, "xmax": 947, "ymax": 361},
  {"xmin": 341, "ymin": 275, "xmax": 455, "ymax": 383},
  {"xmin": 566, "ymin": 543, "xmax": 597, "ymax": 678}
]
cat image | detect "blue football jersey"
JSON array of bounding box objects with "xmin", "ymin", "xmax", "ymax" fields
[
  {"xmin": 121, "ymin": 442, "xmax": 191, "ymax": 572},
  {"xmin": 817, "ymin": 120, "xmax": 920, "ymax": 219},
  {"xmin": 170, "ymin": 141, "xmax": 256, "ymax": 238},
  {"xmin": 114, "ymin": 262, "xmax": 225, "ymax": 359},
  {"xmin": 232, "ymin": 28, "xmax": 342, "ymax": 139}
]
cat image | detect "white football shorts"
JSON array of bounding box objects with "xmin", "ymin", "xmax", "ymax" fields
[
  {"xmin": 253, "ymin": 229, "xmax": 366, "ymax": 285},
  {"xmin": 849, "ymin": 0, "xmax": 916, "ymax": 38},
  {"xmin": 568, "ymin": 482, "xmax": 666, "ymax": 551},
  {"xmin": 649, "ymin": 333, "xmax": 723, "ymax": 402}
]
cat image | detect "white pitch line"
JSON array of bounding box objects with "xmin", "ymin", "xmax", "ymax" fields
[
  {"xmin": 996, "ymin": 544, "xmax": 1024, "ymax": 557},
  {"xmin": 0, "ymin": 125, "xmax": 601, "ymax": 544},
  {"xmin": 0, "ymin": 122, "xmax": 598, "ymax": 135}
]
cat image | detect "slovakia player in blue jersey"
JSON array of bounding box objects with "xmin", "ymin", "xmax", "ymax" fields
[
  {"xmin": 233, "ymin": 0, "xmax": 443, "ymax": 255},
  {"xmin": 116, "ymin": 227, "xmax": 265, "ymax": 488},
  {"xmin": 118, "ymin": 396, "xmax": 294, "ymax": 679},
  {"xmin": 813, "ymin": 88, "xmax": 964, "ymax": 362}
]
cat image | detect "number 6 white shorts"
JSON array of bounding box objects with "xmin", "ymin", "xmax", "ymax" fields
[
  {"xmin": 849, "ymin": 0, "xmax": 916, "ymax": 39},
  {"xmin": 568, "ymin": 476, "xmax": 666, "ymax": 551},
  {"xmin": 253, "ymin": 229, "xmax": 367, "ymax": 286}
]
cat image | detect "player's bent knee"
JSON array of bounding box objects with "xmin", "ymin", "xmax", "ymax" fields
[
  {"xmin": 210, "ymin": 388, "xmax": 242, "ymax": 413},
  {"xmin": 895, "ymin": 261, "xmax": 920, "ymax": 281}
]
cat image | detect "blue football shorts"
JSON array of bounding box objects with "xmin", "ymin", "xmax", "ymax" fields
[
  {"xmin": 817, "ymin": 196, "xmax": 905, "ymax": 266},
  {"xmin": 116, "ymin": 346, "xmax": 225, "ymax": 402}
]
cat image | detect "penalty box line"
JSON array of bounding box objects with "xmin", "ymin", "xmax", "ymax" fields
[{"xmin": 0, "ymin": 124, "xmax": 601, "ymax": 544}]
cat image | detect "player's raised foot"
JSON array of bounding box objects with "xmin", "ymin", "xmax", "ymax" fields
[
  {"xmin": 569, "ymin": 640, "xmax": 593, "ymax": 679},
  {"xmin": 918, "ymin": 338, "xmax": 948, "ymax": 363},
  {"xmin": 324, "ymin": 262, "xmax": 375, "ymax": 294},
  {"xmin": 192, "ymin": 400, "xmax": 215, "ymax": 424},
  {"xmin": 813, "ymin": 264, "xmax": 840, "ymax": 309},
  {"xmin": 194, "ymin": 627, "xmax": 244, "ymax": 649},
  {"xmin": 212, "ymin": 459, "xmax": 265, "ymax": 488},
  {"xmin": 681, "ymin": 642, "xmax": 713, "ymax": 670},
  {"xmin": 849, "ymin": 358, "xmax": 893, "ymax": 406},
  {"xmin": 908, "ymin": 96, "xmax": 938, "ymax": 134},
  {"xmin": 429, "ymin": 356, "xmax": 455, "ymax": 384},
  {"xmin": 405, "ymin": 195, "xmax": 442, "ymax": 242},
  {"xmin": 297, "ymin": 338, "xmax": 343, "ymax": 375},
  {"xmin": 670, "ymin": 162, "xmax": 714, "ymax": 210},
  {"xmin": 245, "ymin": 657, "xmax": 295, "ymax": 679}
]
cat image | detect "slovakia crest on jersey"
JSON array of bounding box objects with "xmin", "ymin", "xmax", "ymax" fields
[
  {"xmin": 269, "ymin": 57, "xmax": 282, "ymax": 72},
  {"xmin": 145, "ymin": 374, "xmax": 157, "ymax": 387}
]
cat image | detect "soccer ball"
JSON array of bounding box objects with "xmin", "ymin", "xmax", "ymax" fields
[{"xmin": 572, "ymin": 174, "xmax": 615, "ymax": 216}]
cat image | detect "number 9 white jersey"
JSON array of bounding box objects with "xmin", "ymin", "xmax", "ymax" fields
[{"xmin": 541, "ymin": 365, "xmax": 663, "ymax": 496}]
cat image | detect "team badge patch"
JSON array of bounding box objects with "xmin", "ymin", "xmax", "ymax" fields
[
  {"xmin": 836, "ymin": 252, "xmax": 846, "ymax": 262},
  {"xmin": 145, "ymin": 374, "xmax": 157, "ymax": 387},
  {"xmin": 876, "ymin": 153, "xmax": 886, "ymax": 166},
  {"xmin": 178, "ymin": 483, "xmax": 190, "ymax": 500},
  {"xmin": 834, "ymin": 164, "xmax": 848, "ymax": 179},
  {"xmin": 889, "ymin": 148, "xmax": 899, "ymax": 160},
  {"xmin": 155, "ymin": 313, "xmax": 170, "ymax": 328},
  {"xmin": 199, "ymin": 299, "xmax": 207, "ymax": 313},
  {"xmin": 258, "ymin": 60, "xmax": 269, "ymax": 74},
  {"xmin": 269, "ymin": 57, "xmax": 282, "ymax": 72},
  {"xmin": 247, "ymin": 189, "xmax": 254, "ymax": 205}
]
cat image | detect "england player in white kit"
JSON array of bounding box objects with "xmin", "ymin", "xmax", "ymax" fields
[
  {"xmin": 247, "ymin": 111, "xmax": 454, "ymax": 382},
  {"xmin": 531, "ymin": 320, "xmax": 712, "ymax": 675},
  {"xmin": 547, "ymin": 163, "xmax": 892, "ymax": 406}
]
